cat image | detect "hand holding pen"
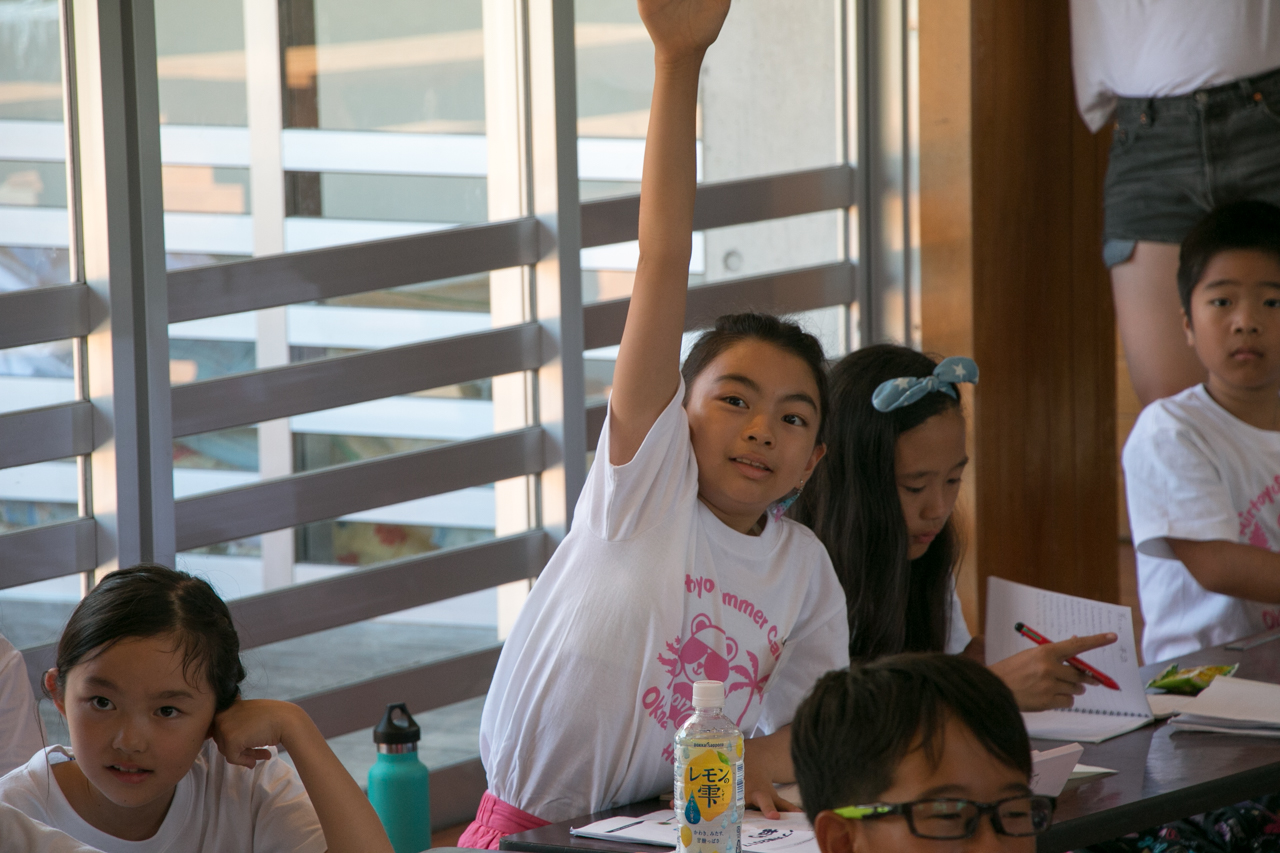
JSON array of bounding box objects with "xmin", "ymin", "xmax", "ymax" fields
[
  {"xmin": 1016, "ymin": 623, "xmax": 1120, "ymax": 689},
  {"xmin": 986, "ymin": 626, "xmax": 1119, "ymax": 712}
]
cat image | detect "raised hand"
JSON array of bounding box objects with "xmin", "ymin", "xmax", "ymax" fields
[
  {"xmin": 638, "ymin": 0, "xmax": 731, "ymax": 63},
  {"xmin": 989, "ymin": 632, "xmax": 1118, "ymax": 712}
]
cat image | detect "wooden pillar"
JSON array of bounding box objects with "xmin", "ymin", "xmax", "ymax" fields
[{"xmin": 920, "ymin": 0, "xmax": 1118, "ymax": 617}]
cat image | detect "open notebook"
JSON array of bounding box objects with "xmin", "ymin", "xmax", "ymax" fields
[{"xmin": 985, "ymin": 577, "xmax": 1152, "ymax": 742}]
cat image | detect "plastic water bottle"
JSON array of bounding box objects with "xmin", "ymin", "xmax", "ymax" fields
[
  {"xmin": 368, "ymin": 703, "xmax": 432, "ymax": 853},
  {"xmin": 674, "ymin": 681, "xmax": 744, "ymax": 853}
]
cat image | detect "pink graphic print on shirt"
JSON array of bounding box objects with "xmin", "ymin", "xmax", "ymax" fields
[
  {"xmin": 642, "ymin": 576, "xmax": 789, "ymax": 765},
  {"xmin": 1239, "ymin": 474, "xmax": 1280, "ymax": 549},
  {"xmin": 1236, "ymin": 474, "xmax": 1280, "ymax": 628}
]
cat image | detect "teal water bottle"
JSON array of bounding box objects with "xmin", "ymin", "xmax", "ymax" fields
[{"xmin": 368, "ymin": 703, "xmax": 432, "ymax": 853}]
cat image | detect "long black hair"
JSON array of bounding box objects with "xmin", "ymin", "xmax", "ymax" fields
[
  {"xmin": 791, "ymin": 344, "xmax": 962, "ymax": 661},
  {"xmin": 52, "ymin": 564, "xmax": 245, "ymax": 711}
]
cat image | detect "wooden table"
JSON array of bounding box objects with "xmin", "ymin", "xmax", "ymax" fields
[
  {"xmin": 1039, "ymin": 635, "xmax": 1280, "ymax": 851},
  {"xmin": 502, "ymin": 633, "xmax": 1280, "ymax": 853}
]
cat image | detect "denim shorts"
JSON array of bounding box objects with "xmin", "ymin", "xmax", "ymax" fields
[{"xmin": 1103, "ymin": 65, "xmax": 1280, "ymax": 267}]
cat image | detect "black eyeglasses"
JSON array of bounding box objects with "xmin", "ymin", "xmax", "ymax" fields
[{"xmin": 834, "ymin": 795, "xmax": 1056, "ymax": 839}]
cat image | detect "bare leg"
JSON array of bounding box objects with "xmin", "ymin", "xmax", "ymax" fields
[{"xmin": 1110, "ymin": 240, "xmax": 1206, "ymax": 406}]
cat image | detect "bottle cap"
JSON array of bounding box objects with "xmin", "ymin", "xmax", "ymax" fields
[
  {"xmin": 692, "ymin": 680, "xmax": 725, "ymax": 709},
  {"xmin": 373, "ymin": 703, "xmax": 421, "ymax": 745}
]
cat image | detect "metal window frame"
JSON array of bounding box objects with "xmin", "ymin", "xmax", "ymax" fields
[{"xmin": 6, "ymin": 0, "xmax": 914, "ymax": 780}]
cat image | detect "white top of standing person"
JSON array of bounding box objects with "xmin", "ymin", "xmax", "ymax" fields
[
  {"xmin": 1070, "ymin": 0, "xmax": 1280, "ymax": 131},
  {"xmin": 478, "ymin": 0, "xmax": 848, "ymax": 826},
  {"xmin": 0, "ymin": 634, "xmax": 45, "ymax": 776}
]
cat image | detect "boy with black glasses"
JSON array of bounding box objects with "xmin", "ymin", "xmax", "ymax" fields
[{"xmin": 792, "ymin": 654, "xmax": 1052, "ymax": 853}]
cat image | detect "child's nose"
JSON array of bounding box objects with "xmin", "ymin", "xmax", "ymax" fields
[
  {"xmin": 1233, "ymin": 304, "xmax": 1263, "ymax": 333},
  {"xmin": 964, "ymin": 813, "xmax": 1007, "ymax": 853},
  {"xmin": 113, "ymin": 719, "xmax": 148, "ymax": 753},
  {"xmin": 745, "ymin": 417, "xmax": 774, "ymax": 446}
]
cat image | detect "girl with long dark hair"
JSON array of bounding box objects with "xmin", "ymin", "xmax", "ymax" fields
[{"xmin": 793, "ymin": 344, "xmax": 1116, "ymax": 711}]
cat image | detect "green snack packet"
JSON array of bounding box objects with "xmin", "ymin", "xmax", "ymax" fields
[{"xmin": 1146, "ymin": 663, "xmax": 1239, "ymax": 695}]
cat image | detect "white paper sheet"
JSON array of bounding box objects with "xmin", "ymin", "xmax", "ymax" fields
[
  {"xmin": 1030, "ymin": 743, "xmax": 1084, "ymax": 796},
  {"xmin": 1170, "ymin": 676, "xmax": 1280, "ymax": 737},
  {"xmin": 1146, "ymin": 694, "xmax": 1194, "ymax": 719},
  {"xmin": 571, "ymin": 810, "xmax": 819, "ymax": 853},
  {"xmin": 986, "ymin": 578, "xmax": 1151, "ymax": 742}
]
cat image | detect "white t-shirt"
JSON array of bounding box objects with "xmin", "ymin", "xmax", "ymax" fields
[
  {"xmin": 1071, "ymin": 0, "xmax": 1280, "ymax": 131},
  {"xmin": 479, "ymin": 382, "xmax": 850, "ymax": 823},
  {"xmin": 0, "ymin": 635, "xmax": 44, "ymax": 776},
  {"xmin": 1123, "ymin": 384, "xmax": 1280, "ymax": 663},
  {"xmin": 0, "ymin": 742, "xmax": 325, "ymax": 853},
  {"xmin": 946, "ymin": 586, "xmax": 972, "ymax": 655},
  {"xmin": 0, "ymin": 803, "xmax": 105, "ymax": 853}
]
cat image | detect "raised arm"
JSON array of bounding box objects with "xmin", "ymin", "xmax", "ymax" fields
[
  {"xmin": 1169, "ymin": 539, "xmax": 1280, "ymax": 603},
  {"xmin": 609, "ymin": 0, "xmax": 729, "ymax": 465}
]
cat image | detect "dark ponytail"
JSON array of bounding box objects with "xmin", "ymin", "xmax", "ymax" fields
[
  {"xmin": 53, "ymin": 564, "xmax": 245, "ymax": 711},
  {"xmin": 791, "ymin": 344, "xmax": 961, "ymax": 661}
]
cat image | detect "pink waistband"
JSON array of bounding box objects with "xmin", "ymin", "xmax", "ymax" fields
[{"xmin": 458, "ymin": 791, "xmax": 550, "ymax": 850}]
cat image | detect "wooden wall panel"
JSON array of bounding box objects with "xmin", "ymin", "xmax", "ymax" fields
[
  {"xmin": 921, "ymin": 0, "xmax": 1118, "ymax": 614},
  {"xmin": 919, "ymin": 0, "xmax": 977, "ymax": 628},
  {"xmin": 970, "ymin": 0, "xmax": 1117, "ymax": 605}
]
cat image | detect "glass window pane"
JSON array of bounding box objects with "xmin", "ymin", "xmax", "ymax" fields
[
  {"xmin": 286, "ymin": 0, "xmax": 483, "ymax": 133},
  {"xmin": 0, "ymin": 0, "xmax": 62, "ymax": 122},
  {"xmin": 0, "ymin": 0, "xmax": 71, "ymax": 290},
  {"xmin": 154, "ymin": 0, "xmax": 247, "ymax": 126}
]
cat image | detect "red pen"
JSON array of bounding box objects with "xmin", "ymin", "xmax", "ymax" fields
[{"xmin": 1014, "ymin": 622, "xmax": 1121, "ymax": 691}]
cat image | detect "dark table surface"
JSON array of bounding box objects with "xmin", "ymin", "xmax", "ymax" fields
[{"xmin": 501, "ymin": 632, "xmax": 1280, "ymax": 853}]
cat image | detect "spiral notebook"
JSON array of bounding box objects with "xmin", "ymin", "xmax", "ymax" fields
[{"xmin": 985, "ymin": 577, "xmax": 1152, "ymax": 743}]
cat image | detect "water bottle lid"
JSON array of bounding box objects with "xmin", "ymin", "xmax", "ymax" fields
[
  {"xmin": 373, "ymin": 703, "xmax": 421, "ymax": 745},
  {"xmin": 692, "ymin": 680, "xmax": 724, "ymax": 709}
]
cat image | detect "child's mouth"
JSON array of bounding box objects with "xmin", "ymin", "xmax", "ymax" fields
[
  {"xmin": 730, "ymin": 456, "xmax": 772, "ymax": 477},
  {"xmin": 106, "ymin": 764, "xmax": 153, "ymax": 784},
  {"xmin": 1231, "ymin": 347, "xmax": 1264, "ymax": 360}
]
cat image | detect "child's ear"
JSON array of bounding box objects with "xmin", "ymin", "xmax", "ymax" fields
[
  {"xmin": 43, "ymin": 669, "xmax": 66, "ymax": 715},
  {"xmin": 1183, "ymin": 307, "xmax": 1195, "ymax": 345},
  {"xmin": 813, "ymin": 811, "xmax": 858, "ymax": 853},
  {"xmin": 802, "ymin": 442, "xmax": 827, "ymax": 482}
]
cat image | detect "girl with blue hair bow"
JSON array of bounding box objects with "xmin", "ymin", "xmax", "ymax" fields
[{"xmin": 791, "ymin": 343, "xmax": 1117, "ymax": 711}]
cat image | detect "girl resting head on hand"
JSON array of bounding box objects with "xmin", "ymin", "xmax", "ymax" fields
[{"xmin": 0, "ymin": 564, "xmax": 392, "ymax": 853}]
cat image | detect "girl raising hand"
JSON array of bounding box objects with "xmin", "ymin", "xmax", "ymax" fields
[{"xmin": 462, "ymin": 1, "xmax": 848, "ymax": 847}]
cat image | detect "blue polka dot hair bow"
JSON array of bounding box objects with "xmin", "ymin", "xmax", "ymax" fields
[{"xmin": 871, "ymin": 356, "xmax": 979, "ymax": 412}]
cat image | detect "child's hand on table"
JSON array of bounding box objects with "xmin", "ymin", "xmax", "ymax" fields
[{"xmin": 743, "ymin": 727, "xmax": 802, "ymax": 819}]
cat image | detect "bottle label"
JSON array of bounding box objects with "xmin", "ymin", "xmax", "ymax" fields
[{"xmin": 675, "ymin": 737, "xmax": 744, "ymax": 853}]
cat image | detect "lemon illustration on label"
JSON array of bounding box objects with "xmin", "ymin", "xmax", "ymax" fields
[
  {"xmin": 681, "ymin": 825, "xmax": 693, "ymax": 848},
  {"xmin": 684, "ymin": 747, "xmax": 733, "ymax": 823}
]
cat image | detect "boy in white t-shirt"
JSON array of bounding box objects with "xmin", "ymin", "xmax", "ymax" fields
[{"xmin": 1123, "ymin": 199, "xmax": 1280, "ymax": 663}]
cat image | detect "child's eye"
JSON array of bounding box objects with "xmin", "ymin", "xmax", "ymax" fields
[
  {"xmin": 782, "ymin": 414, "xmax": 807, "ymax": 427},
  {"xmin": 156, "ymin": 706, "xmax": 182, "ymax": 719},
  {"xmin": 721, "ymin": 395, "xmax": 746, "ymax": 408},
  {"xmin": 1209, "ymin": 297, "xmax": 1231, "ymax": 307},
  {"xmin": 901, "ymin": 485, "xmax": 924, "ymax": 495},
  {"xmin": 1265, "ymin": 298, "xmax": 1280, "ymax": 308},
  {"xmin": 89, "ymin": 696, "xmax": 113, "ymax": 711}
]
